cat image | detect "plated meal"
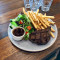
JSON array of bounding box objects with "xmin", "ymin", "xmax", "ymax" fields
[
  {"xmin": 9, "ymin": 8, "xmax": 56, "ymax": 45},
  {"xmin": 8, "ymin": 8, "xmax": 58, "ymax": 52}
]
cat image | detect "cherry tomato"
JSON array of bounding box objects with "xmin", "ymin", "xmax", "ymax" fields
[
  {"xmin": 20, "ymin": 20, "xmax": 23, "ymax": 24},
  {"xmin": 25, "ymin": 32, "xmax": 29, "ymax": 35},
  {"xmin": 27, "ymin": 26, "xmax": 31, "ymax": 30}
]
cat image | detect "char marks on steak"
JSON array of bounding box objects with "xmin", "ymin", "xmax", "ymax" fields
[{"xmin": 29, "ymin": 27, "xmax": 51, "ymax": 45}]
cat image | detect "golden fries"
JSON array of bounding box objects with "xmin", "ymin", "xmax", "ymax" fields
[
  {"xmin": 31, "ymin": 11, "xmax": 39, "ymax": 23},
  {"xmin": 23, "ymin": 8, "xmax": 55, "ymax": 38},
  {"xmin": 37, "ymin": 15, "xmax": 47, "ymax": 28},
  {"xmin": 28, "ymin": 12, "xmax": 37, "ymax": 29},
  {"xmin": 39, "ymin": 16, "xmax": 50, "ymax": 26}
]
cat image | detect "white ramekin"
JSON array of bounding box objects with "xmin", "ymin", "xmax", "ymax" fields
[{"xmin": 11, "ymin": 27, "xmax": 25, "ymax": 41}]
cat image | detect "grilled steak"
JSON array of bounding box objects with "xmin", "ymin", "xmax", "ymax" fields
[{"xmin": 29, "ymin": 27, "xmax": 51, "ymax": 45}]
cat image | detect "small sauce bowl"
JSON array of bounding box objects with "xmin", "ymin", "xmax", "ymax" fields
[{"xmin": 11, "ymin": 27, "xmax": 25, "ymax": 41}]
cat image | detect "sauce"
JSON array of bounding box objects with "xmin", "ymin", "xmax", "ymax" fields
[{"xmin": 13, "ymin": 28, "xmax": 24, "ymax": 36}]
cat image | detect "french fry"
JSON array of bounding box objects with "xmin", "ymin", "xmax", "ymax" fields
[
  {"xmin": 44, "ymin": 13, "xmax": 49, "ymax": 20},
  {"xmin": 50, "ymin": 32, "xmax": 55, "ymax": 38},
  {"xmin": 38, "ymin": 13, "xmax": 43, "ymax": 17},
  {"xmin": 36, "ymin": 9, "xmax": 39, "ymax": 14},
  {"xmin": 43, "ymin": 16, "xmax": 54, "ymax": 18},
  {"xmin": 23, "ymin": 8, "xmax": 27, "ymax": 15},
  {"xmin": 44, "ymin": 13, "xmax": 46, "ymax": 16},
  {"xmin": 47, "ymin": 21, "xmax": 55, "ymax": 25},
  {"xmin": 36, "ymin": 24, "xmax": 41, "ymax": 30},
  {"xmin": 51, "ymin": 27, "xmax": 55, "ymax": 32},
  {"xmin": 41, "ymin": 26, "xmax": 44, "ymax": 29},
  {"xmin": 39, "ymin": 23, "xmax": 41, "ymax": 26}
]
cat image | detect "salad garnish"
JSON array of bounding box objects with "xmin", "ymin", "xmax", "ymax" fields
[{"xmin": 10, "ymin": 13, "xmax": 34, "ymax": 40}]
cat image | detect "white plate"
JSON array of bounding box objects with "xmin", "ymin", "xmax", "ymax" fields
[{"xmin": 8, "ymin": 19, "xmax": 58, "ymax": 52}]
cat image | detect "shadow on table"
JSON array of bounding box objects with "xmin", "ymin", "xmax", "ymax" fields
[{"xmin": 42, "ymin": 47, "xmax": 60, "ymax": 60}]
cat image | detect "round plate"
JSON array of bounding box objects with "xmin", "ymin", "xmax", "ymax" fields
[{"xmin": 8, "ymin": 19, "xmax": 58, "ymax": 52}]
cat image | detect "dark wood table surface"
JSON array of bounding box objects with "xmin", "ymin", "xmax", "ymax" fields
[{"xmin": 0, "ymin": 0, "xmax": 60, "ymax": 60}]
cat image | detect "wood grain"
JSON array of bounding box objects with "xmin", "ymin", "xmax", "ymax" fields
[
  {"xmin": 0, "ymin": 0, "xmax": 24, "ymax": 15},
  {"xmin": 0, "ymin": 37, "xmax": 19, "ymax": 60},
  {"xmin": 53, "ymin": 0, "xmax": 60, "ymax": 5},
  {"xmin": 0, "ymin": 7, "xmax": 23, "ymax": 24}
]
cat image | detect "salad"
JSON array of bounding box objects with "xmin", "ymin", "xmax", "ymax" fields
[{"xmin": 10, "ymin": 13, "xmax": 35, "ymax": 40}]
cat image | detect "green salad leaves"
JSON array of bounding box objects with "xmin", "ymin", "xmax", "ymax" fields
[{"xmin": 10, "ymin": 14, "xmax": 35, "ymax": 40}]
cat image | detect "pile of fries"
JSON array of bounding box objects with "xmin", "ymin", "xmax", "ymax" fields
[{"xmin": 23, "ymin": 8, "xmax": 55, "ymax": 38}]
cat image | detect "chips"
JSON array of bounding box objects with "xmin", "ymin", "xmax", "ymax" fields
[{"xmin": 23, "ymin": 8, "xmax": 55, "ymax": 38}]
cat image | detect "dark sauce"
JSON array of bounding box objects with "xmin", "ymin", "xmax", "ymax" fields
[{"xmin": 13, "ymin": 28, "xmax": 24, "ymax": 36}]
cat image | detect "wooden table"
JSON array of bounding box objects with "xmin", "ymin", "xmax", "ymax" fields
[{"xmin": 0, "ymin": 0, "xmax": 60, "ymax": 60}]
